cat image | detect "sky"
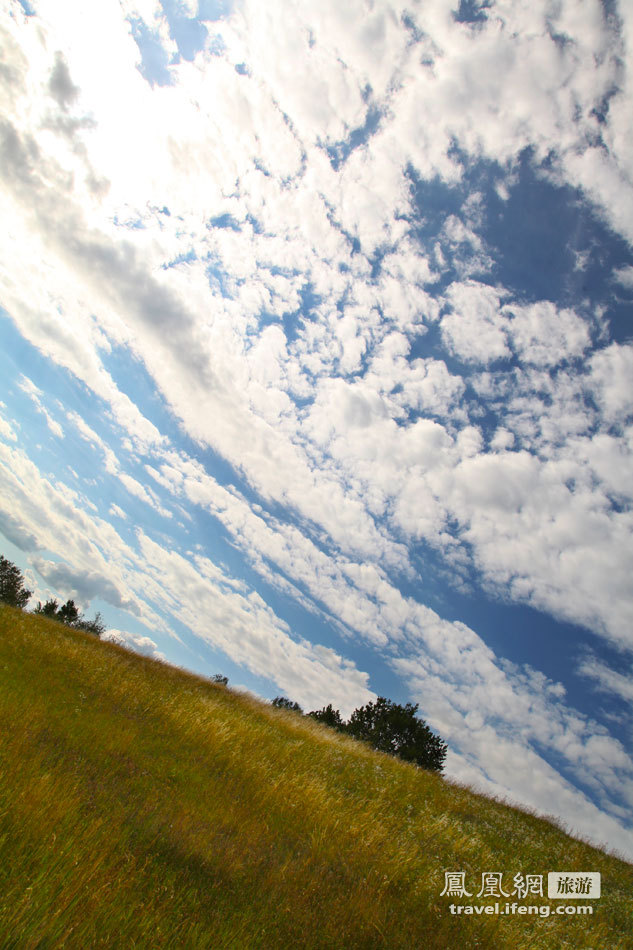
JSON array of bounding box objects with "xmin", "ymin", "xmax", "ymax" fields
[{"xmin": 1, "ymin": 0, "xmax": 633, "ymax": 860}]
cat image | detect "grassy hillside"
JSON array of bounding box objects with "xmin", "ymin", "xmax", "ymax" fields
[{"xmin": 0, "ymin": 607, "xmax": 631, "ymax": 949}]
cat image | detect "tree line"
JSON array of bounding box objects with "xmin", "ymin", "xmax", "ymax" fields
[
  {"xmin": 270, "ymin": 695, "xmax": 447, "ymax": 773},
  {"xmin": 0, "ymin": 554, "xmax": 105, "ymax": 637}
]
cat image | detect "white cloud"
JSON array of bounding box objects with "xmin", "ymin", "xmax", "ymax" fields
[
  {"xmin": 506, "ymin": 302, "xmax": 590, "ymax": 368},
  {"xmin": 32, "ymin": 556, "xmax": 133, "ymax": 611},
  {"xmin": 118, "ymin": 471, "xmax": 172, "ymax": 518},
  {"xmin": 42, "ymin": 410, "xmax": 63, "ymax": 438},
  {"xmin": 67, "ymin": 411, "xmax": 120, "ymax": 473},
  {"xmin": 588, "ymin": 344, "xmax": 633, "ymax": 425},
  {"xmin": 441, "ymin": 289, "xmax": 591, "ymax": 369},
  {"xmin": 441, "ymin": 282, "xmax": 510, "ymax": 365},
  {"xmin": 612, "ymin": 264, "xmax": 633, "ymax": 291},
  {"xmin": 18, "ymin": 374, "xmax": 64, "ymax": 437},
  {"xmin": 104, "ymin": 628, "xmax": 166, "ymax": 662},
  {"xmin": 446, "ymin": 449, "xmax": 633, "ymax": 648},
  {"xmin": 0, "ymin": 409, "xmax": 18, "ymax": 442},
  {"xmin": 578, "ymin": 656, "xmax": 633, "ymax": 708}
]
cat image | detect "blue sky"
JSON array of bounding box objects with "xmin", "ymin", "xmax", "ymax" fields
[{"xmin": 1, "ymin": 0, "xmax": 633, "ymax": 859}]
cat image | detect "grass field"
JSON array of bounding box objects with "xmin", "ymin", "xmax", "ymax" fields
[{"xmin": 0, "ymin": 606, "xmax": 631, "ymax": 948}]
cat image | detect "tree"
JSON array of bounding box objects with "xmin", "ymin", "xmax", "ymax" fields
[
  {"xmin": 34, "ymin": 598, "xmax": 60, "ymax": 617},
  {"xmin": 74, "ymin": 612, "xmax": 106, "ymax": 638},
  {"xmin": 57, "ymin": 599, "xmax": 80, "ymax": 625},
  {"xmin": 33, "ymin": 598, "xmax": 105, "ymax": 637},
  {"xmin": 346, "ymin": 697, "xmax": 447, "ymax": 773},
  {"xmin": 307, "ymin": 704, "xmax": 345, "ymax": 731},
  {"xmin": 271, "ymin": 696, "xmax": 303, "ymax": 714},
  {"xmin": 0, "ymin": 555, "xmax": 32, "ymax": 609}
]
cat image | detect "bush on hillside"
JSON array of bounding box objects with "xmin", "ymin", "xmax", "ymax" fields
[
  {"xmin": 271, "ymin": 696, "xmax": 303, "ymax": 713},
  {"xmin": 34, "ymin": 598, "xmax": 106, "ymax": 637},
  {"xmin": 307, "ymin": 704, "xmax": 345, "ymax": 731},
  {"xmin": 283, "ymin": 694, "xmax": 447, "ymax": 773},
  {"xmin": 346, "ymin": 697, "xmax": 447, "ymax": 773}
]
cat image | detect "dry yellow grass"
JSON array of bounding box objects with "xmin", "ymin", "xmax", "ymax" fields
[{"xmin": 0, "ymin": 605, "xmax": 631, "ymax": 948}]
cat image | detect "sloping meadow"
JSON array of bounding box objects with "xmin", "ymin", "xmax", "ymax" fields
[{"xmin": 0, "ymin": 607, "xmax": 631, "ymax": 948}]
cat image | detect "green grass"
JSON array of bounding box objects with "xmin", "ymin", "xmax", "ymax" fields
[{"xmin": 0, "ymin": 607, "xmax": 631, "ymax": 948}]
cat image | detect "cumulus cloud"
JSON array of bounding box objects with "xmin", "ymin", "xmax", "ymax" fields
[
  {"xmin": 505, "ymin": 302, "xmax": 590, "ymax": 368},
  {"xmin": 441, "ymin": 282, "xmax": 510, "ymax": 365},
  {"xmin": 612, "ymin": 264, "xmax": 633, "ymax": 291},
  {"xmin": 48, "ymin": 50, "xmax": 79, "ymax": 111},
  {"xmin": 0, "ymin": 409, "xmax": 18, "ymax": 443},
  {"xmin": 0, "ymin": 512, "xmax": 38, "ymax": 552},
  {"xmin": 104, "ymin": 628, "xmax": 166, "ymax": 662},
  {"xmin": 588, "ymin": 344, "xmax": 633, "ymax": 425},
  {"xmin": 32, "ymin": 556, "xmax": 135, "ymax": 611}
]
